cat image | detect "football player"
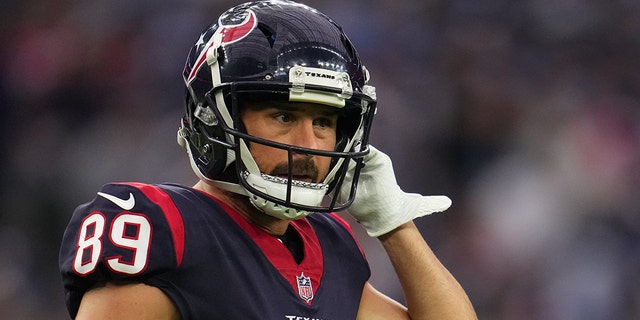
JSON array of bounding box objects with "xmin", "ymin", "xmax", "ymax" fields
[{"xmin": 59, "ymin": 1, "xmax": 477, "ymax": 319}]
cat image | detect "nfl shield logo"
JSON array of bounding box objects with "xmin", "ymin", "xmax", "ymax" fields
[{"xmin": 296, "ymin": 272, "xmax": 314, "ymax": 303}]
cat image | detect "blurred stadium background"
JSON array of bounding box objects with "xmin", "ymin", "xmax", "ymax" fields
[{"xmin": 1, "ymin": 0, "xmax": 639, "ymax": 318}]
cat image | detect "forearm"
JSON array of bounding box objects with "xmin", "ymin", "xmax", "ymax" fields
[{"xmin": 379, "ymin": 222, "xmax": 477, "ymax": 320}]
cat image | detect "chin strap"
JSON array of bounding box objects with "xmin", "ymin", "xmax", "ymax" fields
[
  {"xmin": 208, "ymin": 178, "xmax": 315, "ymax": 220},
  {"xmin": 211, "ymin": 180, "xmax": 249, "ymax": 196}
]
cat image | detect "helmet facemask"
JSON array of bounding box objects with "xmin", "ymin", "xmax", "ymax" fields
[{"xmin": 198, "ymin": 80, "xmax": 375, "ymax": 219}]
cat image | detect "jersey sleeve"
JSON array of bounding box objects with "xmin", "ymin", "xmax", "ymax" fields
[{"xmin": 59, "ymin": 182, "xmax": 185, "ymax": 318}]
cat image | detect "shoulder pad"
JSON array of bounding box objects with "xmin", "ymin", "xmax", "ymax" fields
[{"xmin": 59, "ymin": 182, "xmax": 185, "ymax": 279}]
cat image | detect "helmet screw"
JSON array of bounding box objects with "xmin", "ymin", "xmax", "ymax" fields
[
  {"xmin": 203, "ymin": 144, "xmax": 211, "ymax": 153},
  {"xmin": 264, "ymin": 74, "xmax": 273, "ymax": 80}
]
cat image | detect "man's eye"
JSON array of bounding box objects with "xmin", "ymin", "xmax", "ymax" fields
[
  {"xmin": 274, "ymin": 113, "xmax": 292, "ymax": 123},
  {"xmin": 314, "ymin": 116, "xmax": 337, "ymax": 128}
]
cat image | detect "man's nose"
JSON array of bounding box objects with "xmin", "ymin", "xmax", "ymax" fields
[{"xmin": 291, "ymin": 119, "xmax": 318, "ymax": 150}]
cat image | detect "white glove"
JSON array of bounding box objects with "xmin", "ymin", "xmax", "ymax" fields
[{"xmin": 338, "ymin": 145, "xmax": 452, "ymax": 237}]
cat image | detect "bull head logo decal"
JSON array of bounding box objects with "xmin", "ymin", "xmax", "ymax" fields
[{"xmin": 187, "ymin": 10, "xmax": 257, "ymax": 84}]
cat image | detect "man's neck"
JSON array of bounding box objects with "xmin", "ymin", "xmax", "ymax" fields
[{"xmin": 193, "ymin": 180, "xmax": 290, "ymax": 236}]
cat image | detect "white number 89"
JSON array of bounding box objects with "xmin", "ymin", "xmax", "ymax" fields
[{"xmin": 73, "ymin": 212, "xmax": 152, "ymax": 276}]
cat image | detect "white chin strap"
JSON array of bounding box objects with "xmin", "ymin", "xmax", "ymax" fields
[
  {"xmin": 244, "ymin": 171, "xmax": 329, "ymax": 220},
  {"xmin": 205, "ymin": 172, "xmax": 328, "ymax": 220}
]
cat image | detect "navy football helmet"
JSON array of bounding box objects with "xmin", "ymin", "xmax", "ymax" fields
[{"xmin": 178, "ymin": 0, "xmax": 377, "ymax": 219}]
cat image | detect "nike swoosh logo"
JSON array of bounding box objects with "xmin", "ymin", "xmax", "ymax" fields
[{"xmin": 97, "ymin": 192, "xmax": 136, "ymax": 210}]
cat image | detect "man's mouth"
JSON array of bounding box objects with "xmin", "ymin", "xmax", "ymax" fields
[
  {"xmin": 258, "ymin": 173, "xmax": 327, "ymax": 190},
  {"xmin": 277, "ymin": 174, "xmax": 313, "ymax": 183},
  {"xmin": 269, "ymin": 157, "xmax": 320, "ymax": 183}
]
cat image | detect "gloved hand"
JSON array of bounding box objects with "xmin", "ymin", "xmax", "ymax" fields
[{"xmin": 338, "ymin": 145, "xmax": 452, "ymax": 237}]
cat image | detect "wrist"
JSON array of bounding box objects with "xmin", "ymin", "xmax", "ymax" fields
[{"xmin": 377, "ymin": 221, "xmax": 417, "ymax": 241}]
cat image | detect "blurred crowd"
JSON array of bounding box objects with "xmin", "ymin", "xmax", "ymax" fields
[{"xmin": 2, "ymin": 0, "xmax": 639, "ymax": 319}]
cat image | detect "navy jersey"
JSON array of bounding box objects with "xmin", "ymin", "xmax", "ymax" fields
[{"xmin": 59, "ymin": 182, "xmax": 371, "ymax": 319}]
